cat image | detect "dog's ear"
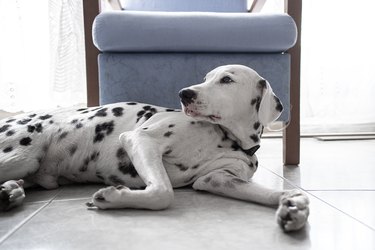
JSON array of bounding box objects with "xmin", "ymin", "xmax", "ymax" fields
[{"xmin": 257, "ymin": 79, "xmax": 283, "ymax": 126}]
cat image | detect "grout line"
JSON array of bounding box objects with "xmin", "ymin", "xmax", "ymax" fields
[
  {"xmin": 0, "ymin": 190, "xmax": 62, "ymax": 246},
  {"xmin": 259, "ymin": 164, "xmax": 375, "ymax": 232}
]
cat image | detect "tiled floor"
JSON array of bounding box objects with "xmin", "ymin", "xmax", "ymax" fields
[{"xmin": 0, "ymin": 138, "xmax": 374, "ymax": 250}]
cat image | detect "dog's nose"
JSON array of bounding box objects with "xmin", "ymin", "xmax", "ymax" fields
[{"xmin": 179, "ymin": 89, "xmax": 197, "ymax": 104}]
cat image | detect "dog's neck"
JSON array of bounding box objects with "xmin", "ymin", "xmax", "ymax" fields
[{"xmin": 217, "ymin": 125, "xmax": 261, "ymax": 156}]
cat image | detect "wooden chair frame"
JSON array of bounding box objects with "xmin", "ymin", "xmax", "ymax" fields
[{"xmin": 82, "ymin": 0, "xmax": 302, "ymax": 166}]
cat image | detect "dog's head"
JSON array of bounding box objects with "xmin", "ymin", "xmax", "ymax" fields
[{"xmin": 179, "ymin": 65, "xmax": 283, "ymax": 150}]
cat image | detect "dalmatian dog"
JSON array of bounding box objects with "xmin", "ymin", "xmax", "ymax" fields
[{"xmin": 0, "ymin": 65, "xmax": 309, "ymax": 232}]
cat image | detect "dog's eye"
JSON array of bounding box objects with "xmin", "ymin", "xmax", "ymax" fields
[{"xmin": 220, "ymin": 76, "xmax": 233, "ymax": 84}]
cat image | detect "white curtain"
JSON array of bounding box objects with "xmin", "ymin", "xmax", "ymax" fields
[
  {"xmin": 0, "ymin": 0, "xmax": 86, "ymax": 113},
  {"xmin": 263, "ymin": 0, "xmax": 375, "ymax": 133},
  {"xmin": 301, "ymin": 0, "xmax": 375, "ymax": 133}
]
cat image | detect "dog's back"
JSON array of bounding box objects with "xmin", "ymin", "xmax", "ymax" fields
[{"xmin": 0, "ymin": 103, "xmax": 177, "ymax": 188}]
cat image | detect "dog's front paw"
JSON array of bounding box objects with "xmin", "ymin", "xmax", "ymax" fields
[
  {"xmin": 276, "ymin": 189, "xmax": 310, "ymax": 232},
  {"xmin": 86, "ymin": 185, "xmax": 130, "ymax": 210},
  {"xmin": 0, "ymin": 180, "xmax": 26, "ymax": 211}
]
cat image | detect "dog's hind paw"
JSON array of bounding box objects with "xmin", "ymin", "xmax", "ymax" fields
[
  {"xmin": 0, "ymin": 180, "xmax": 26, "ymax": 211},
  {"xmin": 276, "ymin": 189, "xmax": 310, "ymax": 232}
]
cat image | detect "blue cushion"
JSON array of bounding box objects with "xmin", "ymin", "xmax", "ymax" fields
[
  {"xmin": 98, "ymin": 53, "xmax": 290, "ymax": 121},
  {"xmin": 93, "ymin": 11, "xmax": 297, "ymax": 53},
  {"xmin": 121, "ymin": 0, "xmax": 248, "ymax": 12}
]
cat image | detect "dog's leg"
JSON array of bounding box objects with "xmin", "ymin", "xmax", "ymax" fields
[
  {"xmin": 193, "ymin": 170, "xmax": 309, "ymax": 232},
  {"xmin": 87, "ymin": 131, "xmax": 174, "ymax": 210}
]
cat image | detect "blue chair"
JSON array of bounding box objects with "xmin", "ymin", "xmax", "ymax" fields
[{"xmin": 82, "ymin": 0, "xmax": 302, "ymax": 165}]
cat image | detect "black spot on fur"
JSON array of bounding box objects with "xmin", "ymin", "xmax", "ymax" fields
[
  {"xmin": 29, "ymin": 114, "xmax": 37, "ymax": 118},
  {"xmin": 35, "ymin": 123, "xmax": 43, "ymax": 133},
  {"xmin": 90, "ymin": 151, "xmax": 100, "ymax": 162},
  {"xmin": 49, "ymin": 120, "xmax": 54, "ymax": 124},
  {"xmin": 81, "ymin": 111, "xmax": 89, "ymax": 114},
  {"xmin": 0, "ymin": 125, "xmax": 11, "ymax": 133},
  {"xmin": 251, "ymin": 96, "xmax": 262, "ymax": 112},
  {"xmin": 274, "ymin": 96, "xmax": 283, "ymax": 112},
  {"xmin": 27, "ymin": 125, "xmax": 35, "ymax": 133},
  {"xmin": 127, "ymin": 102, "xmax": 137, "ymax": 105},
  {"xmin": 69, "ymin": 145, "xmax": 78, "ymax": 156},
  {"xmin": 257, "ymin": 79, "xmax": 267, "ymax": 89},
  {"xmin": 150, "ymin": 108, "xmax": 157, "ymax": 113},
  {"xmin": 94, "ymin": 121, "xmax": 115, "ymax": 143},
  {"xmin": 175, "ymin": 163, "xmax": 188, "ymax": 171},
  {"xmin": 20, "ymin": 137, "xmax": 32, "ymax": 146},
  {"xmin": 90, "ymin": 107, "xmax": 102, "ymax": 112},
  {"xmin": 78, "ymin": 165, "xmax": 88, "ymax": 172},
  {"xmin": 6, "ymin": 130, "xmax": 15, "ymax": 136},
  {"xmin": 192, "ymin": 164, "xmax": 200, "ymax": 169},
  {"xmin": 137, "ymin": 110, "xmax": 145, "ymax": 117},
  {"xmin": 190, "ymin": 121, "xmax": 196, "ymax": 125},
  {"xmin": 204, "ymin": 176, "xmax": 212, "ymax": 183},
  {"xmin": 253, "ymin": 122, "xmax": 261, "ymax": 130},
  {"xmin": 217, "ymin": 145, "xmax": 223, "ymax": 148},
  {"xmin": 17, "ymin": 119, "xmax": 31, "ymax": 125},
  {"xmin": 144, "ymin": 112, "xmax": 153, "ymax": 120},
  {"xmin": 118, "ymin": 162, "xmax": 138, "ymax": 177},
  {"xmin": 164, "ymin": 131, "xmax": 173, "ymax": 137},
  {"xmin": 94, "ymin": 133, "xmax": 105, "ymax": 143},
  {"xmin": 142, "ymin": 127, "xmax": 148, "ymax": 130},
  {"xmin": 250, "ymin": 134, "xmax": 259, "ymax": 143},
  {"xmin": 71, "ymin": 119, "xmax": 78, "ymax": 124},
  {"xmin": 75, "ymin": 123, "xmax": 83, "ymax": 129},
  {"xmin": 109, "ymin": 175, "xmax": 125, "ymax": 185},
  {"xmin": 3, "ymin": 146, "xmax": 13, "ymax": 153},
  {"xmin": 76, "ymin": 108, "xmax": 87, "ymax": 112},
  {"xmin": 249, "ymin": 162, "xmax": 254, "ymax": 168},
  {"xmin": 39, "ymin": 114, "xmax": 52, "ymax": 120},
  {"xmin": 164, "ymin": 149, "xmax": 172, "ymax": 155},
  {"xmin": 112, "ymin": 107, "xmax": 124, "ymax": 117},
  {"xmin": 168, "ymin": 124, "xmax": 175, "ymax": 128},
  {"xmin": 79, "ymin": 157, "xmax": 90, "ymax": 172},
  {"xmin": 116, "ymin": 147, "xmax": 126, "ymax": 159},
  {"xmin": 143, "ymin": 105, "xmax": 151, "ymax": 110},
  {"xmin": 231, "ymin": 141, "xmax": 241, "ymax": 151},
  {"xmin": 89, "ymin": 108, "xmax": 108, "ymax": 120},
  {"xmin": 6, "ymin": 119, "xmax": 16, "ymax": 123},
  {"xmin": 166, "ymin": 109, "xmax": 175, "ymax": 112},
  {"xmin": 96, "ymin": 172, "xmax": 104, "ymax": 180},
  {"xmin": 243, "ymin": 145, "xmax": 260, "ymax": 156},
  {"xmin": 58, "ymin": 131, "xmax": 69, "ymax": 141}
]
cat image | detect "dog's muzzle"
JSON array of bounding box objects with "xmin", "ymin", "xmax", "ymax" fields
[{"xmin": 178, "ymin": 89, "xmax": 197, "ymax": 106}]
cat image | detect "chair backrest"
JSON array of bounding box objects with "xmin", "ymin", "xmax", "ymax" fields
[{"xmin": 121, "ymin": 0, "xmax": 248, "ymax": 12}]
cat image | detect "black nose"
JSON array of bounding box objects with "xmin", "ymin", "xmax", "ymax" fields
[{"xmin": 178, "ymin": 89, "xmax": 197, "ymax": 105}]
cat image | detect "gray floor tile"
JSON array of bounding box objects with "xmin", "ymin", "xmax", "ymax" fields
[
  {"xmin": 258, "ymin": 138, "xmax": 375, "ymax": 190},
  {"xmin": 24, "ymin": 187, "xmax": 60, "ymax": 203},
  {"xmin": 0, "ymin": 202, "xmax": 48, "ymax": 243},
  {"xmin": 1, "ymin": 189, "xmax": 374, "ymax": 250},
  {"xmin": 310, "ymin": 191, "xmax": 375, "ymax": 230}
]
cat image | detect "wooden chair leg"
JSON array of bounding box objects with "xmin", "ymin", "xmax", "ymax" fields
[
  {"xmin": 83, "ymin": 0, "xmax": 100, "ymax": 107},
  {"xmin": 283, "ymin": 0, "xmax": 302, "ymax": 166}
]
